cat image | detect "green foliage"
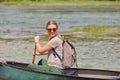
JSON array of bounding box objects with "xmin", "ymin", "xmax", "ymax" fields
[
  {"xmin": 73, "ymin": 26, "xmax": 119, "ymax": 34},
  {"xmin": 0, "ymin": 0, "xmax": 120, "ymax": 2},
  {"xmin": 0, "ymin": 0, "xmax": 120, "ymax": 6}
]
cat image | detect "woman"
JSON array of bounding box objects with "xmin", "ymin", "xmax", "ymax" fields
[{"xmin": 27, "ymin": 20, "xmax": 64, "ymax": 74}]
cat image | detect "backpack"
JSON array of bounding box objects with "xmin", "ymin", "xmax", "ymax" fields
[{"xmin": 53, "ymin": 40, "xmax": 77, "ymax": 68}]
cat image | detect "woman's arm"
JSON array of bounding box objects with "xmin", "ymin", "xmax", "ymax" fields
[
  {"xmin": 35, "ymin": 43, "xmax": 52, "ymax": 54},
  {"xmin": 34, "ymin": 35, "xmax": 53, "ymax": 55},
  {"xmin": 33, "ymin": 50, "xmax": 48, "ymax": 55}
]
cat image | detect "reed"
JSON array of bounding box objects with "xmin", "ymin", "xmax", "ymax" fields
[
  {"xmin": 0, "ymin": 1, "xmax": 120, "ymax": 6},
  {"xmin": 73, "ymin": 26, "xmax": 119, "ymax": 34}
]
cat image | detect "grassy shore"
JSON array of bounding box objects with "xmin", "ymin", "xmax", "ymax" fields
[
  {"xmin": 0, "ymin": 26, "xmax": 120, "ymax": 42},
  {"xmin": 73, "ymin": 26, "xmax": 119, "ymax": 34},
  {"xmin": 60, "ymin": 26, "xmax": 120, "ymax": 42},
  {"xmin": 61, "ymin": 26, "xmax": 120, "ymax": 36},
  {"xmin": 0, "ymin": 1, "xmax": 120, "ymax": 6}
]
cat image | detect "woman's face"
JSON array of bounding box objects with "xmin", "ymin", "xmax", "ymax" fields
[{"xmin": 46, "ymin": 24, "xmax": 58, "ymax": 38}]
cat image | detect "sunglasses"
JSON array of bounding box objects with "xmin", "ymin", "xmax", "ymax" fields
[{"xmin": 47, "ymin": 28, "xmax": 57, "ymax": 32}]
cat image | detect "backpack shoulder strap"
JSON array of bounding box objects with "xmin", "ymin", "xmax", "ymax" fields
[
  {"xmin": 51, "ymin": 35, "xmax": 64, "ymax": 62},
  {"xmin": 53, "ymin": 49, "xmax": 63, "ymax": 62}
]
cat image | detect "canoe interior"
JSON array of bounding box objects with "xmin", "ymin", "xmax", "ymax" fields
[
  {"xmin": 76, "ymin": 69, "xmax": 120, "ymax": 79},
  {"xmin": 0, "ymin": 61, "xmax": 120, "ymax": 80}
]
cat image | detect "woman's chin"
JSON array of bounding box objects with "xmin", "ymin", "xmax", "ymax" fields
[{"xmin": 50, "ymin": 34, "xmax": 56, "ymax": 38}]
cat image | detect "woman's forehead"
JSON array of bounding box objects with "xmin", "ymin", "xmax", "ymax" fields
[{"xmin": 47, "ymin": 24, "xmax": 57, "ymax": 28}]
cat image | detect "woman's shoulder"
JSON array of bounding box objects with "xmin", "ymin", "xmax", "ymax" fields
[
  {"xmin": 48, "ymin": 36, "xmax": 62, "ymax": 47},
  {"xmin": 53, "ymin": 36, "xmax": 62, "ymax": 41},
  {"xmin": 50, "ymin": 36, "xmax": 62, "ymax": 43}
]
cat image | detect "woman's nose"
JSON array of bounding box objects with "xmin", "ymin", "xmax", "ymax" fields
[{"xmin": 50, "ymin": 29, "xmax": 54, "ymax": 32}]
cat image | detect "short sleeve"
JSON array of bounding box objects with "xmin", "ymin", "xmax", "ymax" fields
[{"xmin": 47, "ymin": 37, "xmax": 62, "ymax": 48}]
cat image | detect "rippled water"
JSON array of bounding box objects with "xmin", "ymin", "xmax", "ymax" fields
[
  {"xmin": 0, "ymin": 6, "xmax": 120, "ymax": 38},
  {"xmin": 0, "ymin": 6, "xmax": 120, "ymax": 71}
]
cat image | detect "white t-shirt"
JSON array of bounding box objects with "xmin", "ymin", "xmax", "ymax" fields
[{"xmin": 47, "ymin": 36, "xmax": 64, "ymax": 69}]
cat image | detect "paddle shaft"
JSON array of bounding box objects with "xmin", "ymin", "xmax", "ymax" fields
[
  {"xmin": 0, "ymin": 62, "xmax": 2, "ymax": 66},
  {"xmin": 32, "ymin": 44, "xmax": 37, "ymax": 64}
]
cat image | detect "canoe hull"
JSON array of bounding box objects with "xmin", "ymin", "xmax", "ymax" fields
[
  {"xmin": 0, "ymin": 61, "xmax": 120, "ymax": 80},
  {"xmin": 0, "ymin": 65, "xmax": 67, "ymax": 80},
  {"xmin": 0, "ymin": 62, "xmax": 80, "ymax": 80}
]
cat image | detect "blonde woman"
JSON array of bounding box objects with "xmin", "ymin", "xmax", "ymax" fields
[{"xmin": 28, "ymin": 20, "xmax": 64, "ymax": 74}]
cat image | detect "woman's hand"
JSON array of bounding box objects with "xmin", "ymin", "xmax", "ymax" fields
[
  {"xmin": 34, "ymin": 35, "xmax": 40, "ymax": 43},
  {"xmin": 33, "ymin": 51, "xmax": 36, "ymax": 56},
  {"xmin": 33, "ymin": 51, "xmax": 40, "ymax": 56}
]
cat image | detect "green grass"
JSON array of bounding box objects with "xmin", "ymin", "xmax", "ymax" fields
[
  {"xmin": 0, "ymin": 1, "xmax": 120, "ymax": 6},
  {"xmin": 0, "ymin": 25, "xmax": 120, "ymax": 42},
  {"xmin": 73, "ymin": 26, "xmax": 119, "ymax": 34},
  {"xmin": 0, "ymin": 37, "xmax": 15, "ymax": 41}
]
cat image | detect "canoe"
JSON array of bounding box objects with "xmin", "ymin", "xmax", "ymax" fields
[{"xmin": 0, "ymin": 61, "xmax": 120, "ymax": 80}]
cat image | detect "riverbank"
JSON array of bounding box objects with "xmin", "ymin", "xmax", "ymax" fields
[
  {"xmin": 0, "ymin": 1, "xmax": 120, "ymax": 6},
  {"xmin": 72, "ymin": 26, "xmax": 120, "ymax": 34},
  {"xmin": 0, "ymin": 26, "xmax": 120, "ymax": 43}
]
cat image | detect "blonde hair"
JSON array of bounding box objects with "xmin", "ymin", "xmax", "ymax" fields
[{"xmin": 46, "ymin": 20, "xmax": 58, "ymax": 29}]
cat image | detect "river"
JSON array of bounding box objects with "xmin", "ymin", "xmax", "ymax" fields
[{"xmin": 0, "ymin": 6, "xmax": 120, "ymax": 71}]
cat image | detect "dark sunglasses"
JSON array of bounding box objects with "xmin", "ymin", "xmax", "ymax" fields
[{"xmin": 47, "ymin": 28, "xmax": 57, "ymax": 32}]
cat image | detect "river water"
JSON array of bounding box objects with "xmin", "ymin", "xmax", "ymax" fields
[{"xmin": 0, "ymin": 6, "xmax": 120, "ymax": 71}]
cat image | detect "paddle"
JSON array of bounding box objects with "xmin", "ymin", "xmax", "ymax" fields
[
  {"xmin": 0, "ymin": 61, "xmax": 2, "ymax": 66},
  {"xmin": 32, "ymin": 44, "xmax": 37, "ymax": 64}
]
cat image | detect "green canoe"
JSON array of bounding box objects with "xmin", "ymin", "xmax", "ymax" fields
[{"xmin": 0, "ymin": 61, "xmax": 120, "ymax": 80}]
